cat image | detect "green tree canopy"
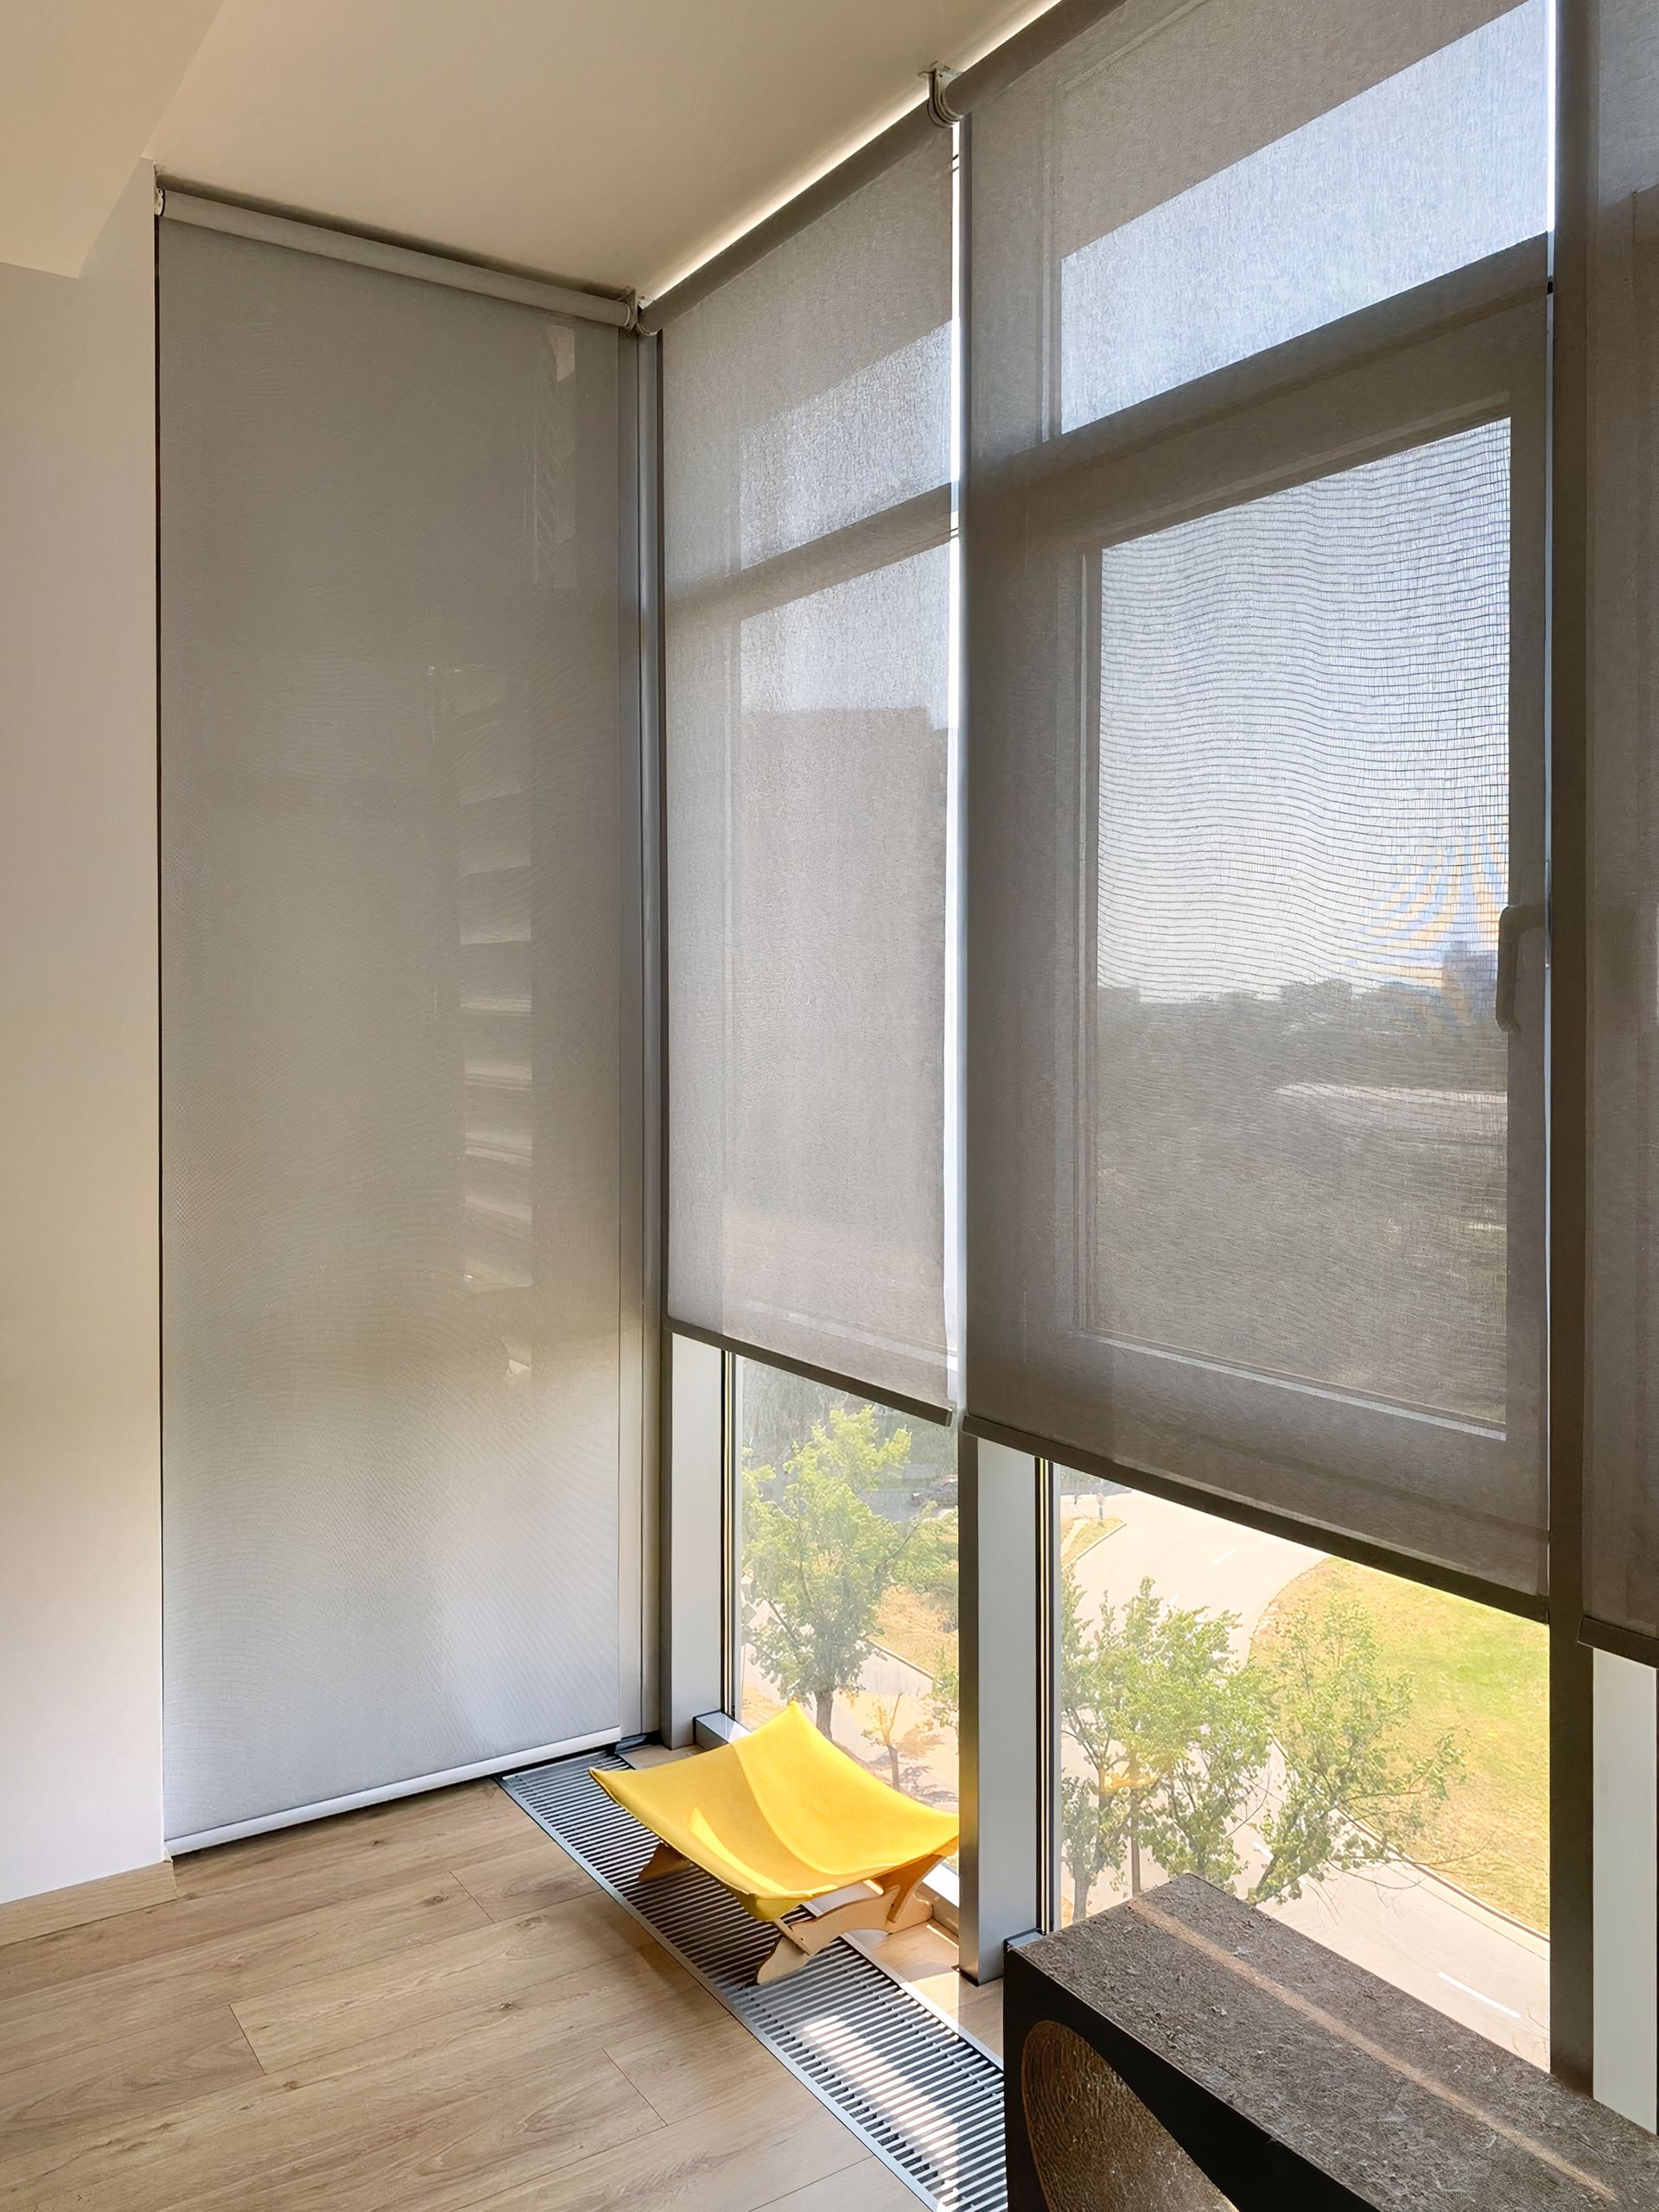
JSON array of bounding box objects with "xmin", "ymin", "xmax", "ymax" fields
[
  {"xmin": 742, "ymin": 1405, "xmax": 944, "ymax": 1738},
  {"xmin": 1060, "ymin": 1574, "xmax": 1261, "ymax": 1900},
  {"xmin": 1251, "ymin": 1591, "xmax": 1461, "ymax": 1904},
  {"xmin": 1058, "ymin": 1566, "xmax": 1461, "ymax": 1916}
]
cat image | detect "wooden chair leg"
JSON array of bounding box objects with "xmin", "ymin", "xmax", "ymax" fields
[
  {"xmin": 751, "ymin": 1861, "xmax": 941, "ymax": 1983},
  {"xmin": 880, "ymin": 1853, "xmax": 940, "ymax": 1929},
  {"xmin": 639, "ymin": 1840, "xmax": 691, "ymax": 1882},
  {"xmin": 757, "ymin": 1927, "xmax": 817, "ymax": 1984}
]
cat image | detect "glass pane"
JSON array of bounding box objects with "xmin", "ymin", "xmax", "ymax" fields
[
  {"xmin": 1093, "ymin": 420, "xmax": 1512, "ymax": 1423},
  {"xmin": 1053, "ymin": 1470, "xmax": 1549, "ymax": 2066},
  {"xmin": 734, "ymin": 1357, "xmax": 959, "ymax": 1831},
  {"xmin": 1059, "ymin": 0, "xmax": 1547, "ymax": 429}
]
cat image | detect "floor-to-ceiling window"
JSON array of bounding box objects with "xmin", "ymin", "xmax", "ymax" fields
[{"xmin": 661, "ymin": 0, "xmax": 1659, "ymax": 2114}]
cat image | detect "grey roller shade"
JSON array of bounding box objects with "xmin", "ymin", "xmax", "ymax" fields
[
  {"xmin": 160, "ymin": 219, "xmax": 634, "ymax": 1840},
  {"xmin": 663, "ymin": 133, "xmax": 954, "ymax": 1412},
  {"xmin": 1580, "ymin": 0, "xmax": 1659, "ymax": 1653},
  {"xmin": 964, "ymin": 0, "xmax": 1552, "ymax": 1594}
]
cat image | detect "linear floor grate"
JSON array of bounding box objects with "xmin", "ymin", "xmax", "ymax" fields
[{"xmin": 502, "ymin": 1751, "xmax": 1007, "ymax": 2211}]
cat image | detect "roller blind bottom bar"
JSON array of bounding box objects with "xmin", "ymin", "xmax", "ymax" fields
[
  {"xmin": 166, "ymin": 1727, "xmax": 622, "ymax": 1854},
  {"xmin": 667, "ymin": 1318, "xmax": 955, "ymax": 1428},
  {"xmin": 1580, "ymin": 1617, "xmax": 1659, "ymax": 1670},
  {"xmin": 158, "ymin": 186, "xmax": 634, "ymax": 327},
  {"xmin": 962, "ymin": 1413, "xmax": 1550, "ymax": 1622}
]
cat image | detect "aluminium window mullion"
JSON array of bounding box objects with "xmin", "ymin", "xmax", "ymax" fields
[
  {"xmin": 1543, "ymin": 0, "xmax": 1599, "ymax": 2091},
  {"xmin": 982, "ymin": 234, "xmax": 1547, "ymax": 518},
  {"xmin": 958, "ymin": 1433, "xmax": 1045, "ymax": 1981},
  {"xmin": 660, "ymin": 1330, "xmax": 726, "ymax": 1746}
]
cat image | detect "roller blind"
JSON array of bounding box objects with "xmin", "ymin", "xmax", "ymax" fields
[
  {"xmin": 1583, "ymin": 0, "xmax": 1659, "ymax": 1649},
  {"xmin": 664, "ymin": 133, "xmax": 954, "ymax": 1411},
  {"xmin": 160, "ymin": 221, "xmax": 632, "ymax": 1840},
  {"xmin": 966, "ymin": 0, "xmax": 1552, "ymax": 1592}
]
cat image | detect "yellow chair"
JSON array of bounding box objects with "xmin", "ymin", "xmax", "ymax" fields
[{"xmin": 593, "ymin": 1703, "xmax": 959, "ymax": 1983}]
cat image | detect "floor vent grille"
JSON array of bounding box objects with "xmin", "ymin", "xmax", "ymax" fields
[{"xmin": 503, "ymin": 1752, "xmax": 1007, "ymax": 2212}]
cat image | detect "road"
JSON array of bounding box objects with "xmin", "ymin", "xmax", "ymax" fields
[{"xmin": 1058, "ymin": 1478, "xmax": 1325, "ymax": 1656}]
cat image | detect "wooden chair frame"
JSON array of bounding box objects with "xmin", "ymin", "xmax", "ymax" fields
[{"xmin": 639, "ymin": 1841, "xmax": 939, "ymax": 1984}]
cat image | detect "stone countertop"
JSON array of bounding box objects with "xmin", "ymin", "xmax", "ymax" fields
[{"xmin": 1014, "ymin": 1877, "xmax": 1659, "ymax": 2210}]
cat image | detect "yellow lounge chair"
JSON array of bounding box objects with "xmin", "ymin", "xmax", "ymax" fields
[{"xmin": 592, "ymin": 1703, "xmax": 960, "ymax": 1983}]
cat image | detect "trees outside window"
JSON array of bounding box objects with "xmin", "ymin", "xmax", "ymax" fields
[
  {"xmin": 734, "ymin": 1362, "xmax": 958, "ymax": 1817},
  {"xmin": 1058, "ymin": 1566, "xmax": 1459, "ymax": 1913},
  {"xmin": 1053, "ymin": 1470, "xmax": 1549, "ymax": 2069}
]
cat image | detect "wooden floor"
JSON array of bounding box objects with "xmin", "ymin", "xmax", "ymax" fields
[{"xmin": 0, "ymin": 1769, "xmax": 1000, "ymax": 2210}]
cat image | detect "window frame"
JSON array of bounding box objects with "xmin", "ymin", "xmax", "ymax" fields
[{"xmin": 980, "ymin": 248, "xmax": 1551, "ymax": 1604}]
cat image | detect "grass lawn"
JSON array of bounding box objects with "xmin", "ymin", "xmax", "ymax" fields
[
  {"xmin": 1257, "ymin": 1559, "xmax": 1549, "ymax": 1932},
  {"xmin": 875, "ymin": 1583, "xmax": 955, "ymax": 1679},
  {"xmin": 1060, "ymin": 1512, "xmax": 1123, "ymax": 1571}
]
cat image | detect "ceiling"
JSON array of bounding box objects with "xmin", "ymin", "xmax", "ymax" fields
[
  {"xmin": 137, "ymin": 0, "xmax": 1052, "ymax": 302},
  {"xmin": 0, "ymin": 0, "xmax": 220, "ymax": 275}
]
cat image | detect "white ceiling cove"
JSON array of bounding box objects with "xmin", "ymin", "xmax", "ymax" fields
[
  {"xmin": 147, "ymin": 0, "xmax": 1056, "ymax": 302},
  {"xmin": 0, "ymin": 0, "xmax": 221, "ymax": 274}
]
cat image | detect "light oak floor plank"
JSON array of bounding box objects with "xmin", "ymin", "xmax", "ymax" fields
[
  {"xmin": 0, "ymin": 1875, "xmax": 491, "ymax": 2079},
  {"xmin": 0, "ymin": 1861, "xmax": 177, "ymax": 1950},
  {"xmin": 0, "ymin": 1777, "xmax": 993, "ymax": 2212},
  {"xmin": 447, "ymin": 1836, "xmax": 596, "ymax": 1923},
  {"xmin": 0, "ymin": 1827, "xmax": 541, "ymax": 2003},
  {"xmin": 236, "ymin": 1905, "xmax": 719, "ymax": 2075},
  {"xmin": 170, "ymin": 1780, "xmax": 543, "ymax": 1898},
  {"xmin": 12, "ymin": 2005, "xmax": 661, "ymax": 2212},
  {"xmin": 447, "ymin": 2063, "xmax": 870, "ymax": 2212},
  {"xmin": 0, "ymin": 2004, "xmax": 262, "ymax": 2178},
  {"xmin": 755, "ymin": 2161, "xmax": 925, "ymax": 2212},
  {"xmin": 603, "ymin": 2009, "xmax": 785, "ymax": 2126}
]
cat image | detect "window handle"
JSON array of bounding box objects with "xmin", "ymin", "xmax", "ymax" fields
[{"xmin": 1496, "ymin": 901, "xmax": 1544, "ymax": 1034}]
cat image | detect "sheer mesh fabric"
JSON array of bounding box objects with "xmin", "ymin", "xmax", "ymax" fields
[
  {"xmin": 664, "ymin": 137, "xmax": 953, "ymax": 1408},
  {"xmin": 1092, "ymin": 429, "xmax": 1511, "ymax": 1424},
  {"xmin": 966, "ymin": 0, "xmax": 1549, "ymax": 1590},
  {"xmin": 1583, "ymin": 0, "xmax": 1659, "ymax": 1641},
  {"xmin": 160, "ymin": 226, "xmax": 628, "ymax": 1836}
]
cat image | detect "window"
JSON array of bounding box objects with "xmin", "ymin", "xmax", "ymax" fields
[
  {"xmin": 664, "ymin": 133, "xmax": 954, "ymax": 1414},
  {"xmin": 731, "ymin": 1357, "xmax": 959, "ymax": 1826},
  {"xmin": 1087, "ymin": 421, "xmax": 1516, "ymax": 1425},
  {"xmin": 1050, "ymin": 1469, "xmax": 1549, "ymax": 2067},
  {"xmin": 970, "ymin": 201, "xmax": 1549, "ymax": 1594},
  {"xmin": 664, "ymin": 0, "xmax": 1659, "ymax": 2112}
]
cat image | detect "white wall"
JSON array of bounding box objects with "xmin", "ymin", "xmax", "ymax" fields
[
  {"xmin": 0, "ymin": 2, "xmax": 221, "ymax": 276},
  {"xmin": 0, "ymin": 163, "xmax": 164, "ymax": 1904}
]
